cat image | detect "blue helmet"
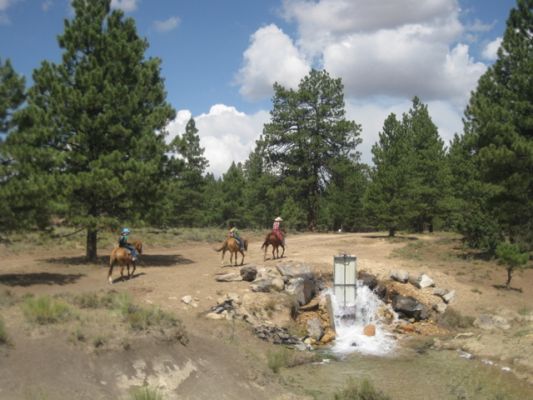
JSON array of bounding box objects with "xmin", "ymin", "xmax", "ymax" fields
[{"xmin": 121, "ymin": 228, "xmax": 131, "ymax": 235}]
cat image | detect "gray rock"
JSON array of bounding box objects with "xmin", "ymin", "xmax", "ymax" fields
[
  {"xmin": 240, "ymin": 266, "xmax": 257, "ymax": 282},
  {"xmin": 392, "ymin": 295, "xmax": 429, "ymax": 321},
  {"xmin": 358, "ymin": 271, "xmax": 378, "ymax": 290},
  {"xmin": 251, "ymin": 279, "xmax": 272, "ymax": 293},
  {"xmin": 215, "ymin": 272, "xmax": 243, "ymax": 282},
  {"xmin": 373, "ymin": 283, "xmax": 387, "ymax": 300},
  {"xmin": 432, "ymin": 302, "xmax": 448, "ymax": 314},
  {"xmin": 442, "ymin": 290, "xmax": 456, "ymax": 304},
  {"xmin": 271, "ymin": 277, "xmax": 285, "ymax": 291},
  {"xmin": 409, "ymin": 273, "xmax": 435, "ymax": 289},
  {"xmin": 181, "ymin": 295, "xmax": 193, "ymax": 305},
  {"xmin": 390, "ymin": 270, "xmax": 409, "ymax": 283},
  {"xmin": 306, "ymin": 318, "xmax": 324, "ymax": 341},
  {"xmin": 433, "ymin": 288, "xmax": 449, "ymax": 298},
  {"xmin": 286, "ymin": 277, "xmax": 315, "ymax": 305}
]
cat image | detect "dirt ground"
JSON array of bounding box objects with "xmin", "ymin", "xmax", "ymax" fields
[{"xmin": 0, "ymin": 231, "xmax": 532, "ymax": 399}]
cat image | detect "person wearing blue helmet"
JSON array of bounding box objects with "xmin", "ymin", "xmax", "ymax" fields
[{"xmin": 119, "ymin": 228, "xmax": 138, "ymax": 261}]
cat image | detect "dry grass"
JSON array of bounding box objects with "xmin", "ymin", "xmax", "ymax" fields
[
  {"xmin": 0, "ymin": 316, "xmax": 8, "ymax": 345},
  {"xmin": 334, "ymin": 379, "xmax": 391, "ymax": 400},
  {"xmin": 22, "ymin": 296, "xmax": 74, "ymax": 325}
]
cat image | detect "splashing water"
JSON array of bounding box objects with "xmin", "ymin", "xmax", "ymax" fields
[{"xmin": 329, "ymin": 282, "xmax": 396, "ymax": 356}]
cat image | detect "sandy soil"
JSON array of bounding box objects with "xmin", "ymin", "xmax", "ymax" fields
[{"xmin": 0, "ymin": 232, "xmax": 532, "ymax": 399}]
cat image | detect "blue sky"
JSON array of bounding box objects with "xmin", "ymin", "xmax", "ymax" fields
[{"xmin": 0, "ymin": 0, "xmax": 517, "ymax": 175}]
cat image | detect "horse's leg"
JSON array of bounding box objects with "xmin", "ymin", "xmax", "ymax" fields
[
  {"xmin": 280, "ymin": 244, "xmax": 285, "ymax": 258},
  {"xmin": 120, "ymin": 264, "xmax": 125, "ymax": 281},
  {"xmin": 272, "ymin": 245, "xmax": 276, "ymax": 260},
  {"xmin": 130, "ymin": 262, "xmax": 136, "ymax": 278},
  {"xmin": 240, "ymin": 250, "xmax": 245, "ymax": 266},
  {"xmin": 263, "ymin": 244, "xmax": 268, "ymax": 261},
  {"xmin": 108, "ymin": 260, "xmax": 115, "ymax": 284},
  {"xmin": 221, "ymin": 249, "xmax": 226, "ymax": 266}
]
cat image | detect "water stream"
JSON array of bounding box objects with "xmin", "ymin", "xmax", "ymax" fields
[{"xmin": 329, "ymin": 281, "xmax": 396, "ymax": 355}]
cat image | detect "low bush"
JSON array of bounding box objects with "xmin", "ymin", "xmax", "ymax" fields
[
  {"xmin": 22, "ymin": 296, "xmax": 73, "ymax": 324},
  {"xmin": 437, "ymin": 307, "xmax": 474, "ymax": 330},
  {"xmin": 334, "ymin": 378, "xmax": 391, "ymax": 400},
  {"xmin": 267, "ymin": 347, "xmax": 319, "ymax": 373},
  {"xmin": 0, "ymin": 316, "xmax": 8, "ymax": 345},
  {"xmin": 130, "ymin": 386, "xmax": 164, "ymax": 400}
]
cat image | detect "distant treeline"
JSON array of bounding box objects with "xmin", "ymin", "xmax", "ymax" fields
[{"xmin": 0, "ymin": 0, "xmax": 531, "ymax": 261}]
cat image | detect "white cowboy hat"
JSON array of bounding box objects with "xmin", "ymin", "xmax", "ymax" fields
[{"xmin": 274, "ymin": 217, "xmax": 283, "ymax": 222}]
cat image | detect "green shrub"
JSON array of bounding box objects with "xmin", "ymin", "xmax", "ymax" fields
[
  {"xmin": 437, "ymin": 308, "xmax": 474, "ymax": 330},
  {"xmin": 73, "ymin": 292, "xmax": 101, "ymax": 309},
  {"xmin": 22, "ymin": 296, "xmax": 73, "ymax": 324},
  {"xmin": 267, "ymin": 347, "xmax": 319, "ymax": 373},
  {"xmin": 334, "ymin": 379, "xmax": 391, "ymax": 400},
  {"xmin": 130, "ymin": 386, "xmax": 164, "ymax": 400}
]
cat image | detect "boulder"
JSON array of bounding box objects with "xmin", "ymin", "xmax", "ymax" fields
[
  {"xmin": 253, "ymin": 325, "xmax": 301, "ymax": 345},
  {"xmin": 306, "ymin": 318, "xmax": 324, "ymax": 341},
  {"xmin": 181, "ymin": 295, "xmax": 193, "ymax": 305},
  {"xmin": 442, "ymin": 290, "xmax": 456, "ymax": 304},
  {"xmin": 320, "ymin": 328, "xmax": 336, "ymax": 344},
  {"xmin": 240, "ymin": 266, "xmax": 257, "ymax": 282},
  {"xmin": 250, "ymin": 279, "xmax": 272, "ymax": 293},
  {"xmin": 215, "ymin": 272, "xmax": 242, "ymax": 282},
  {"xmin": 271, "ymin": 277, "xmax": 285, "ymax": 292},
  {"xmin": 363, "ymin": 324, "xmax": 376, "ymax": 337},
  {"xmin": 433, "ymin": 288, "xmax": 449, "ymax": 298},
  {"xmin": 432, "ymin": 302, "xmax": 448, "ymax": 314},
  {"xmin": 358, "ymin": 271, "xmax": 378, "ymax": 290},
  {"xmin": 206, "ymin": 312, "xmax": 226, "ymax": 320},
  {"xmin": 409, "ymin": 273, "xmax": 435, "ymax": 289},
  {"xmin": 286, "ymin": 277, "xmax": 316, "ymax": 305},
  {"xmin": 392, "ymin": 295, "xmax": 429, "ymax": 321},
  {"xmin": 276, "ymin": 263, "xmax": 313, "ymax": 279},
  {"xmin": 373, "ymin": 283, "xmax": 387, "ymax": 300},
  {"xmin": 390, "ymin": 270, "xmax": 409, "ymax": 283}
]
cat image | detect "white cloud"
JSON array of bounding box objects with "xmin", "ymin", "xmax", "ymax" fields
[
  {"xmin": 236, "ymin": 24, "xmax": 310, "ymax": 101},
  {"xmin": 0, "ymin": 0, "xmax": 14, "ymax": 11},
  {"xmin": 166, "ymin": 105, "xmax": 270, "ymax": 176},
  {"xmin": 153, "ymin": 16, "xmax": 180, "ymax": 33},
  {"xmin": 110, "ymin": 0, "xmax": 138, "ymax": 13},
  {"xmin": 481, "ymin": 37, "xmax": 502, "ymax": 61},
  {"xmin": 41, "ymin": 0, "xmax": 53, "ymax": 12}
]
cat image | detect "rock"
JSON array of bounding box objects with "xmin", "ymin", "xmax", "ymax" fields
[
  {"xmin": 285, "ymin": 277, "xmax": 316, "ymax": 305},
  {"xmin": 454, "ymin": 332, "xmax": 474, "ymax": 340},
  {"xmin": 320, "ymin": 328, "xmax": 336, "ymax": 344},
  {"xmin": 217, "ymin": 292, "xmax": 241, "ymax": 305},
  {"xmin": 306, "ymin": 318, "xmax": 324, "ymax": 341},
  {"xmin": 358, "ymin": 271, "xmax": 378, "ymax": 290},
  {"xmin": 390, "ymin": 270, "xmax": 409, "ymax": 283},
  {"xmin": 442, "ymin": 290, "xmax": 456, "ymax": 304},
  {"xmin": 181, "ymin": 295, "xmax": 193, "ymax": 305},
  {"xmin": 432, "ymin": 302, "xmax": 447, "ymax": 314},
  {"xmin": 250, "ymin": 279, "xmax": 272, "ymax": 293},
  {"xmin": 433, "ymin": 288, "xmax": 449, "ymax": 297},
  {"xmin": 276, "ymin": 263, "xmax": 313, "ymax": 279},
  {"xmin": 299, "ymin": 298, "xmax": 320, "ymax": 312},
  {"xmin": 373, "ymin": 284, "xmax": 387, "ymax": 300},
  {"xmin": 253, "ymin": 325, "xmax": 301, "ymax": 345},
  {"xmin": 240, "ymin": 266, "xmax": 257, "ymax": 282},
  {"xmin": 206, "ymin": 312, "xmax": 225, "ymax": 320},
  {"xmin": 363, "ymin": 324, "xmax": 376, "ymax": 336},
  {"xmin": 474, "ymin": 314, "xmax": 511, "ymax": 330},
  {"xmin": 417, "ymin": 274, "xmax": 435, "ymax": 288},
  {"xmin": 392, "ymin": 294, "xmax": 429, "ymax": 321},
  {"xmin": 271, "ymin": 277, "xmax": 285, "ymax": 292},
  {"xmin": 215, "ymin": 272, "xmax": 243, "ymax": 282},
  {"xmin": 409, "ymin": 273, "xmax": 435, "ymax": 289}
]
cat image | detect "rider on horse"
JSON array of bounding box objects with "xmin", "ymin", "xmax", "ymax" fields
[
  {"xmin": 273, "ymin": 216, "xmax": 285, "ymax": 245},
  {"xmin": 119, "ymin": 228, "xmax": 139, "ymax": 261},
  {"xmin": 228, "ymin": 223, "xmax": 244, "ymax": 251}
]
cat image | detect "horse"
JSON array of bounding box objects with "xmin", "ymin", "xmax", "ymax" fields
[
  {"xmin": 216, "ymin": 237, "xmax": 248, "ymax": 266},
  {"xmin": 107, "ymin": 240, "xmax": 143, "ymax": 284},
  {"xmin": 261, "ymin": 231, "xmax": 285, "ymax": 261}
]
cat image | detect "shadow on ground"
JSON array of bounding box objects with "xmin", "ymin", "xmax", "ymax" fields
[
  {"xmin": 42, "ymin": 254, "xmax": 194, "ymax": 267},
  {"xmin": 362, "ymin": 234, "xmax": 419, "ymax": 241},
  {"xmin": 0, "ymin": 272, "xmax": 85, "ymax": 287}
]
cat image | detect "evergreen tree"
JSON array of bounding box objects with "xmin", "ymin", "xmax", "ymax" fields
[
  {"xmin": 461, "ymin": 0, "xmax": 532, "ymax": 248},
  {"xmin": 0, "ymin": 59, "xmax": 25, "ymax": 136},
  {"xmin": 168, "ymin": 118, "xmax": 208, "ymax": 226},
  {"xmin": 262, "ymin": 69, "xmax": 361, "ymax": 230},
  {"xmin": 406, "ymin": 97, "xmax": 452, "ymax": 232},
  {"xmin": 364, "ymin": 113, "xmax": 414, "ymax": 236},
  {"xmin": 4, "ymin": 0, "xmax": 175, "ymax": 259},
  {"xmin": 219, "ymin": 162, "xmax": 246, "ymax": 226}
]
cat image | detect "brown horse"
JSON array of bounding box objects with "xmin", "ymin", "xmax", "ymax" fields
[
  {"xmin": 108, "ymin": 240, "xmax": 143, "ymax": 284},
  {"xmin": 216, "ymin": 237, "xmax": 248, "ymax": 266},
  {"xmin": 261, "ymin": 231, "xmax": 285, "ymax": 261}
]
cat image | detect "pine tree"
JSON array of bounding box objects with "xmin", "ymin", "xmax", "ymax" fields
[
  {"xmin": 168, "ymin": 118, "xmax": 208, "ymax": 226},
  {"xmin": 462, "ymin": 0, "xmax": 532, "ymax": 248},
  {"xmin": 4, "ymin": 0, "xmax": 175, "ymax": 259},
  {"xmin": 220, "ymin": 162, "xmax": 246, "ymax": 226},
  {"xmin": 364, "ymin": 113, "xmax": 414, "ymax": 236},
  {"xmin": 0, "ymin": 59, "xmax": 25, "ymax": 136},
  {"xmin": 262, "ymin": 69, "xmax": 361, "ymax": 230}
]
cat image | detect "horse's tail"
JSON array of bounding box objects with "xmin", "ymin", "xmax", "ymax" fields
[
  {"xmin": 215, "ymin": 239, "xmax": 227, "ymax": 252},
  {"xmin": 261, "ymin": 240, "xmax": 267, "ymax": 250},
  {"xmin": 243, "ymin": 239, "xmax": 248, "ymax": 251}
]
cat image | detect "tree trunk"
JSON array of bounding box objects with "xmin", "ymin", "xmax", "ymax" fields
[
  {"xmin": 505, "ymin": 267, "xmax": 513, "ymax": 289},
  {"xmin": 388, "ymin": 227, "xmax": 396, "ymax": 237},
  {"xmin": 86, "ymin": 228, "xmax": 98, "ymax": 262}
]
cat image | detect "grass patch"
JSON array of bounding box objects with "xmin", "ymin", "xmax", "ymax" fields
[
  {"xmin": 130, "ymin": 386, "xmax": 164, "ymax": 400},
  {"xmin": 267, "ymin": 347, "xmax": 319, "ymax": 373},
  {"xmin": 391, "ymin": 241, "xmax": 425, "ymax": 261},
  {"xmin": 0, "ymin": 289, "xmax": 16, "ymax": 307},
  {"xmin": 334, "ymin": 378, "xmax": 391, "ymax": 400},
  {"xmin": 22, "ymin": 296, "xmax": 73, "ymax": 325},
  {"xmin": 517, "ymin": 306, "xmax": 531, "ymax": 316},
  {"xmin": 0, "ymin": 316, "xmax": 8, "ymax": 345},
  {"xmin": 437, "ymin": 308, "xmax": 474, "ymax": 330},
  {"xmin": 471, "ymin": 288, "xmax": 482, "ymax": 294}
]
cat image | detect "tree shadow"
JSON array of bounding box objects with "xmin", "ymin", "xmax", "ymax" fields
[
  {"xmin": 0, "ymin": 272, "xmax": 85, "ymax": 287},
  {"xmin": 110, "ymin": 272, "xmax": 146, "ymax": 285},
  {"xmin": 362, "ymin": 234, "xmax": 419, "ymax": 241},
  {"xmin": 492, "ymin": 284, "xmax": 523, "ymax": 293},
  {"xmin": 43, "ymin": 254, "xmax": 194, "ymax": 267}
]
